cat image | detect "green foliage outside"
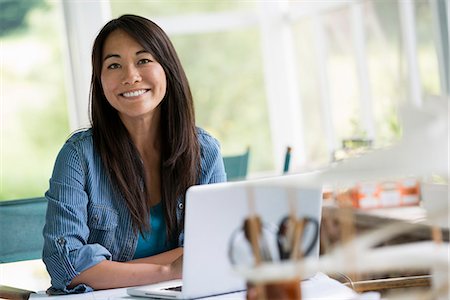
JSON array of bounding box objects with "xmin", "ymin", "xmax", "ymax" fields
[
  {"xmin": 172, "ymin": 29, "xmax": 273, "ymax": 172},
  {"xmin": 1, "ymin": 1, "xmax": 70, "ymax": 200},
  {"xmin": 0, "ymin": 0, "xmax": 44, "ymax": 36}
]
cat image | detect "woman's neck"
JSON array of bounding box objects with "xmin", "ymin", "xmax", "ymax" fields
[{"xmin": 120, "ymin": 109, "xmax": 161, "ymax": 155}]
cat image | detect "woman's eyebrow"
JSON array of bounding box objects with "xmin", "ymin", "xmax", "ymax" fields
[
  {"xmin": 104, "ymin": 54, "xmax": 120, "ymax": 61},
  {"xmin": 103, "ymin": 50, "xmax": 148, "ymax": 61}
]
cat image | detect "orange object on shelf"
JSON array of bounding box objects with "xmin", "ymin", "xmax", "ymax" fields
[
  {"xmin": 354, "ymin": 181, "xmax": 381, "ymax": 209},
  {"xmin": 398, "ymin": 178, "xmax": 421, "ymax": 206},
  {"xmin": 355, "ymin": 178, "xmax": 421, "ymax": 209},
  {"xmin": 323, "ymin": 178, "xmax": 421, "ymax": 209}
]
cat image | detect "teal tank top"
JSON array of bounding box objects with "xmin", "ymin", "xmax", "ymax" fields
[{"xmin": 133, "ymin": 202, "xmax": 172, "ymax": 259}]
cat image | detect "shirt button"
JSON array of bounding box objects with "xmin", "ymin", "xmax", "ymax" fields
[
  {"xmin": 92, "ymin": 215, "xmax": 99, "ymax": 223},
  {"xmin": 178, "ymin": 203, "xmax": 184, "ymax": 210},
  {"xmin": 57, "ymin": 237, "xmax": 66, "ymax": 245}
]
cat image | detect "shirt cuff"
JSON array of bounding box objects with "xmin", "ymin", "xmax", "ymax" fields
[{"xmin": 45, "ymin": 243, "xmax": 112, "ymax": 294}]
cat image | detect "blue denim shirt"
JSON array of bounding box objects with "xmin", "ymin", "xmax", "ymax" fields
[{"xmin": 42, "ymin": 127, "xmax": 226, "ymax": 294}]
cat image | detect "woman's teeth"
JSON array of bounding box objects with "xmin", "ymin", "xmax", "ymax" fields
[{"xmin": 122, "ymin": 90, "xmax": 146, "ymax": 97}]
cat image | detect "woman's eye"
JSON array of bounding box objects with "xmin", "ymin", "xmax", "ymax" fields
[
  {"xmin": 138, "ymin": 58, "xmax": 151, "ymax": 65},
  {"xmin": 107, "ymin": 63, "xmax": 120, "ymax": 70}
]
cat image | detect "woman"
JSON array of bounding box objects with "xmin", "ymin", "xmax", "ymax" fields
[{"xmin": 43, "ymin": 14, "xmax": 226, "ymax": 294}]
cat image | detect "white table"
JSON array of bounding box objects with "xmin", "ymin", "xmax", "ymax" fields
[{"xmin": 1, "ymin": 260, "xmax": 371, "ymax": 300}]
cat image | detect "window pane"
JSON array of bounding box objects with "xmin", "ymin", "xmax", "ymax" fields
[
  {"xmin": 325, "ymin": 7, "xmax": 362, "ymax": 147},
  {"xmin": 364, "ymin": 0, "xmax": 404, "ymax": 145},
  {"xmin": 1, "ymin": 1, "xmax": 70, "ymax": 200},
  {"xmin": 172, "ymin": 28, "xmax": 273, "ymax": 172},
  {"xmin": 415, "ymin": 0, "xmax": 441, "ymax": 96},
  {"xmin": 293, "ymin": 1, "xmax": 415, "ymax": 167},
  {"xmin": 293, "ymin": 6, "xmax": 363, "ymax": 167},
  {"xmin": 293, "ymin": 18, "xmax": 330, "ymax": 167}
]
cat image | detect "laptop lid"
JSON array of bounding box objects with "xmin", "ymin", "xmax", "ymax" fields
[
  {"xmin": 182, "ymin": 174, "xmax": 322, "ymax": 299},
  {"xmin": 127, "ymin": 174, "xmax": 322, "ymax": 299}
]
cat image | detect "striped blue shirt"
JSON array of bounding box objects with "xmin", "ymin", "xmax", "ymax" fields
[{"xmin": 42, "ymin": 127, "xmax": 226, "ymax": 294}]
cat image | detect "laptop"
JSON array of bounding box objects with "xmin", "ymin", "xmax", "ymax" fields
[{"xmin": 127, "ymin": 174, "xmax": 322, "ymax": 299}]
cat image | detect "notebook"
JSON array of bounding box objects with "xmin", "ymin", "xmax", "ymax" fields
[{"xmin": 127, "ymin": 174, "xmax": 323, "ymax": 299}]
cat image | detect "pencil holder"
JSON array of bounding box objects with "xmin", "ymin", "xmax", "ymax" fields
[{"xmin": 228, "ymin": 215, "xmax": 317, "ymax": 300}]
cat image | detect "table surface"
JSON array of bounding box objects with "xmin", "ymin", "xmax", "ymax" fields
[
  {"xmin": 2, "ymin": 205, "xmax": 444, "ymax": 299},
  {"xmin": 0, "ymin": 262, "xmax": 361, "ymax": 300}
]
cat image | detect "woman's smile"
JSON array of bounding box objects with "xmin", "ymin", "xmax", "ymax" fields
[{"xmin": 120, "ymin": 89, "xmax": 150, "ymax": 98}]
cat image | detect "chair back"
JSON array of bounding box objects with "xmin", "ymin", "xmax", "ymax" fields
[
  {"xmin": 223, "ymin": 148, "xmax": 250, "ymax": 181},
  {"xmin": 0, "ymin": 197, "xmax": 47, "ymax": 263}
]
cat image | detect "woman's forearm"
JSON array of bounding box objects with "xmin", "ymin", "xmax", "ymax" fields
[
  {"xmin": 69, "ymin": 248, "xmax": 183, "ymax": 290},
  {"xmin": 130, "ymin": 247, "xmax": 183, "ymax": 265}
]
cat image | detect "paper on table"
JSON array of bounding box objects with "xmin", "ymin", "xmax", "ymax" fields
[
  {"xmin": 302, "ymin": 272, "xmax": 357, "ymax": 299},
  {"xmin": 30, "ymin": 287, "xmax": 130, "ymax": 299}
]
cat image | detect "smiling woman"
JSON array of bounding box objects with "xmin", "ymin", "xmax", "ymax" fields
[{"xmin": 42, "ymin": 14, "xmax": 227, "ymax": 294}]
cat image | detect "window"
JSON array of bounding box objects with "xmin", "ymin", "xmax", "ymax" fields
[
  {"xmin": 1, "ymin": 0, "xmax": 70, "ymax": 200},
  {"xmin": 171, "ymin": 30, "xmax": 273, "ymax": 171},
  {"xmin": 3, "ymin": 0, "xmax": 447, "ymax": 200},
  {"xmin": 110, "ymin": 0, "xmax": 273, "ymax": 172},
  {"xmin": 58, "ymin": 0, "xmax": 450, "ymax": 176},
  {"xmin": 289, "ymin": 0, "xmax": 446, "ymax": 167}
]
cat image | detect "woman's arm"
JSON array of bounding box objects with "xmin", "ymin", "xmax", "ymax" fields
[
  {"xmin": 130, "ymin": 247, "xmax": 183, "ymax": 265},
  {"xmin": 69, "ymin": 248, "xmax": 183, "ymax": 290}
]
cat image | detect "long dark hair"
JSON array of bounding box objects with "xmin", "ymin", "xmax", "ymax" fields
[{"xmin": 90, "ymin": 14, "xmax": 200, "ymax": 243}]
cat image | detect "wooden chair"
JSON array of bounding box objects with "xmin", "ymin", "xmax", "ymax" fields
[
  {"xmin": 0, "ymin": 197, "xmax": 47, "ymax": 263},
  {"xmin": 223, "ymin": 147, "xmax": 250, "ymax": 181}
]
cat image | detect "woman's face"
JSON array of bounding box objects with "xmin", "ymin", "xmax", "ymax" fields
[{"xmin": 100, "ymin": 29, "xmax": 167, "ymax": 121}]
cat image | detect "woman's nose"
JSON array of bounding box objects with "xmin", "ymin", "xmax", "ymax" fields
[{"xmin": 121, "ymin": 65, "xmax": 142, "ymax": 85}]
